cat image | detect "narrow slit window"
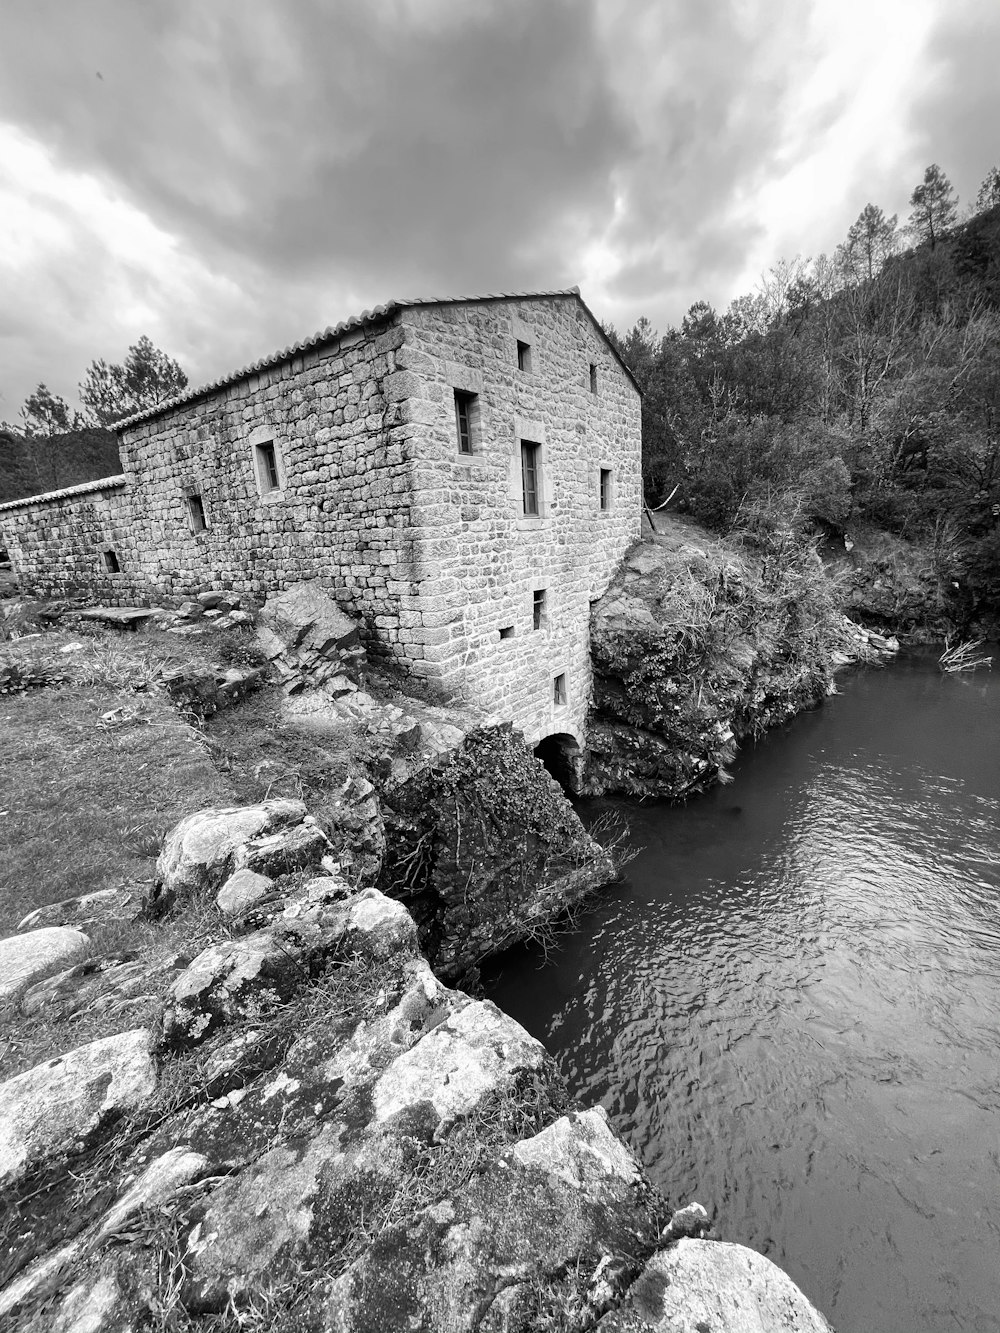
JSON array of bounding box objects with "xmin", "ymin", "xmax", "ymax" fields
[
  {"xmin": 499, "ymin": 625, "xmax": 514, "ymax": 640},
  {"xmin": 103, "ymin": 549, "xmax": 120, "ymax": 573},
  {"xmin": 553, "ymin": 673, "xmax": 567, "ymax": 707},
  {"xmin": 454, "ymin": 390, "xmax": 477, "ymax": 455},
  {"xmin": 256, "ymin": 440, "xmax": 281, "ymax": 493},
  {"xmin": 521, "ymin": 441, "xmax": 541, "ymax": 517},
  {"xmin": 589, "ymin": 363, "xmax": 598, "ymax": 393},
  {"xmin": 533, "ymin": 588, "xmax": 546, "ymax": 630},
  {"xmin": 187, "ymin": 494, "xmax": 208, "ymax": 533},
  {"xmin": 600, "ymin": 468, "xmax": 612, "ymax": 511},
  {"xmin": 516, "ymin": 340, "xmax": 533, "ymax": 373}
]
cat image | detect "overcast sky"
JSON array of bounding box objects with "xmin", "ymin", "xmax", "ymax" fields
[{"xmin": 1, "ymin": 0, "xmax": 997, "ymax": 419}]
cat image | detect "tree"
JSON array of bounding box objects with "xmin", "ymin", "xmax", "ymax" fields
[
  {"xmin": 974, "ymin": 166, "xmax": 1000, "ymax": 215},
  {"xmin": 20, "ymin": 383, "xmax": 73, "ymax": 438},
  {"xmin": 79, "ymin": 335, "xmax": 188, "ymax": 426},
  {"xmin": 17, "ymin": 384, "xmax": 79, "ymax": 491},
  {"xmin": 908, "ymin": 164, "xmax": 958, "ymax": 250},
  {"xmin": 838, "ymin": 204, "xmax": 899, "ymax": 282}
]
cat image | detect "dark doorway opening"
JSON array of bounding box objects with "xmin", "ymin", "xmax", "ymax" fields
[{"xmin": 533, "ymin": 732, "xmax": 581, "ymax": 792}]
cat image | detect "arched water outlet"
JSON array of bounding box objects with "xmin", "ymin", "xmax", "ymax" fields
[{"xmin": 533, "ymin": 732, "xmax": 583, "ymax": 793}]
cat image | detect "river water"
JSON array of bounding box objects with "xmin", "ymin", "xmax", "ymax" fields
[{"xmin": 484, "ymin": 652, "xmax": 1000, "ymax": 1332}]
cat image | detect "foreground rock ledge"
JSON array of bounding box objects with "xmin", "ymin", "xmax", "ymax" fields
[
  {"xmin": 1, "ymin": 803, "xmax": 835, "ymax": 1332},
  {"xmin": 597, "ymin": 1238, "xmax": 834, "ymax": 1332}
]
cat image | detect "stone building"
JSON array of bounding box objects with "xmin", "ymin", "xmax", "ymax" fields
[{"xmin": 0, "ymin": 290, "xmax": 641, "ymax": 748}]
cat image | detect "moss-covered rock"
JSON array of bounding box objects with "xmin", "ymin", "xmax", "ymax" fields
[{"xmin": 378, "ymin": 725, "xmax": 614, "ymax": 976}]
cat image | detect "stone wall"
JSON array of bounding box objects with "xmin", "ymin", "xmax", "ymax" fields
[
  {"xmin": 398, "ymin": 298, "xmax": 641, "ymax": 744},
  {"xmin": 0, "ymin": 478, "xmax": 137, "ymax": 603},
  {"xmin": 0, "ymin": 295, "xmax": 642, "ymax": 736}
]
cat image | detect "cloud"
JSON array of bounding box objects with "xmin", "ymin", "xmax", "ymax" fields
[{"xmin": 0, "ymin": 0, "xmax": 998, "ymax": 410}]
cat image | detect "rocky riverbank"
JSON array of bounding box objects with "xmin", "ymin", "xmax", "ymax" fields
[
  {"xmin": 582, "ymin": 520, "xmax": 898, "ymax": 798},
  {"xmin": 0, "ymin": 798, "xmax": 833, "ymax": 1332},
  {"xmin": 0, "ymin": 575, "xmax": 838, "ymax": 1328}
]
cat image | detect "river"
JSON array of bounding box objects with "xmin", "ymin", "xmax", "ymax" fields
[{"xmin": 484, "ymin": 651, "xmax": 1000, "ymax": 1332}]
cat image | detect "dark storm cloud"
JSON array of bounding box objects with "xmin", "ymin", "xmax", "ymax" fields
[
  {"xmin": 0, "ymin": 0, "xmax": 838, "ymax": 405},
  {"xmin": 0, "ymin": 0, "xmax": 632, "ymax": 295}
]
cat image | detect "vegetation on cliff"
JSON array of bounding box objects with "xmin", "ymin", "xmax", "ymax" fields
[
  {"xmin": 609, "ymin": 162, "xmax": 1000, "ymax": 636},
  {"xmin": 584, "ymin": 514, "xmax": 888, "ymax": 798}
]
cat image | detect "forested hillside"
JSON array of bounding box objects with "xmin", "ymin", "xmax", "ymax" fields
[
  {"xmin": 0, "ymin": 427, "xmax": 121, "ymax": 505},
  {"xmin": 609, "ymin": 164, "xmax": 1000, "ymax": 632},
  {"xmin": 0, "ymin": 337, "xmax": 184, "ymax": 504}
]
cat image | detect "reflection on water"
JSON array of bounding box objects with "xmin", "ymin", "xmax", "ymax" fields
[{"xmin": 483, "ymin": 653, "xmax": 1000, "ymax": 1333}]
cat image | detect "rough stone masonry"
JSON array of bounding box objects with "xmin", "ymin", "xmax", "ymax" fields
[{"xmin": 0, "ymin": 290, "xmax": 642, "ymax": 749}]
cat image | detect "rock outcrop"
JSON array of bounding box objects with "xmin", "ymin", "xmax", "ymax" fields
[
  {"xmin": 585, "ymin": 531, "xmax": 896, "ymax": 799},
  {"xmin": 0, "ymin": 927, "xmax": 90, "ymax": 1003},
  {"xmin": 0, "ymin": 1029, "xmax": 156, "ymax": 1190},
  {"xmin": 596, "ymin": 1238, "xmax": 833, "ymax": 1332},
  {"xmin": 1, "ymin": 797, "xmax": 833, "ymax": 1332},
  {"xmin": 379, "ymin": 724, "xmax": 615, "ymax": 976}
]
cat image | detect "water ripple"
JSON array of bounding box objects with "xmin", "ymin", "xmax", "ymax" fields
[{"xmin": 485, "ymin": 652, "xmax": 1000, "ymax": 1333}]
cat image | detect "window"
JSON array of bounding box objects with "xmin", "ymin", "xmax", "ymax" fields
[
  {"xmin": 532, "ymin": 588, "xmax": 546, "ymax": 630},
  {"xmin": 255, "ymin": 440, "xmax": 281, "ymax": 494},
  {"xmin": 553, "ymin": 673, "xmax": 567, "ymax": 707},
  {"xmin": 187, "ymin": 494, "xmax": 208, "ymax": 533},
  {"xmin": 600, "ymin": 468, "xmax": 612, "ymax": 511},
  {"xmin": 516, "ymin": 339, "xmax": 533, "ymax": 373},
  {"xmin": 499, "ymin": 625, "xmax": 514, "ymax": 640},
  {"xmin": 103, "ymin": 550, "xmax": 120, "ymax": 573},
  {"xmin": 521, "ymin": 441, "xmax": 541, "ymax": 517},
  {"xmin": 454, "ymin": 390, "xmax": 478, "ymax": 455},
  {"xmin": 589, "ymin": 363, "xmax": 598, "ymax": 393}
]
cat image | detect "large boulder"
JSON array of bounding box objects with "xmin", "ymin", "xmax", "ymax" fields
[
  {"xmin": 160, "ymin": 883, "xmax": 419, "ymax": 1050},
  {"xmin": 152, "ymin": 799, "xmax": 318, "ymax": 908},
  {"xmin": 0, "ymin": 927, "xmax": 89, "ymax": 1004},
  {"xmin": 325, "ymin": 1107, "xmax": 660, "ymax": 1331},
  {"xmin": 379, "ymin": 725, "xmax": 615, "ymax": 976},
  {"xmin": 596, "ymin": 1238, "xmax": 834, "ymax": 1332},
  {"xmin": 0, "ymin": 1029, "xmax": 156, "ymax": 1189}
]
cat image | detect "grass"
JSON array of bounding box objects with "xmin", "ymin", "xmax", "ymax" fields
[{"xmin": 0, "ymin": 684, "xmax": 230, "ymax": 933}]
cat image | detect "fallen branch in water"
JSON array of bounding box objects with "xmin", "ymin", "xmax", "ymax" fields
[{"xmin": 939, "ymin": 637, "xmax": 993, "ymax": 673}]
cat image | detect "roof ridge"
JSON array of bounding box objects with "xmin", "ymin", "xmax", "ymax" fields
[
  {"xmin": 114, "ymin": 286, "xmax": 631, "ymax": 431},
  {"xmin": 0, "ymin": 474, "xmax": 127, "ymax": 514}
]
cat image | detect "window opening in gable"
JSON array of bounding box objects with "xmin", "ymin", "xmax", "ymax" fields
[
  {"xmin": 187, "ymin": 494, "xmax": 208, "ymax": 533},
  {"xmin": 517, "ymin": 340, "xmax": 533, "ymax": 373},
  {"xmin": 499, "ymin": 625, "xmax": 514, "ymax": 640},
  {"xmin": 103, "ymin": 549, "xmax": 120, "ymax": 573},
  {"xmin": 553, "ymin": 673, "xmax": 568, "ymax": 707},
  {"xmin": 590, "ymin": 363, "xmax": 598, "ymax": 393},
  {"xmin": 600, "ymin": 468, "xmax": 612, "ymax": 511},
  {"xmin": 454, "ymin": 390, "xmax": 478, "ymax": 455},
  {"xmin": 533, "ymin": 588, "xmax": 546, "ymax": 630},
  {"xmin": 521, "ymin": 441, "xmax": 541, "ymax": 517},
  {"xmin": 256, "ymin": 440, "xmax": 281, "ymax": 493}
]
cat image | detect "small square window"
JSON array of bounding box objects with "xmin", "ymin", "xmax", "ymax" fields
[
  {"xmin": 454, "ymin": 390, "xmax": 478, "ymax": 455},
  {"xmin": 499, "ymin": 625, "xmax": 514, "ymax": 640},
  {"xmin": 255, "ymin": 440, "xmax": 281, "ymax": 494},
  {"xmin": 187, "ymin": 494, "xmax": 208, "ymax": 533},
  {"xmin": 532, "ymin": 588, "xmax": 546, "ymax": 631},
  {"xmin": 600, "ymin": 468, "xmax": 612, "ymax": 511},
  {"xmin": 103, "ymin": 549, "xmax": 120, "ymax": 573},
  {"xmin": 589, "ymin": 363, "xmax": 598, "ymax": 393},
  {"xmin": 521, "ymin": 441, "xmax": 541, "ymax": 517},
  {"xmin": 516, "ymin": 340, "xmax": 533, "ymax": 373},
  {"xmin": 553, "ymin": 673, "xmax": 567, "ymax": 707}
]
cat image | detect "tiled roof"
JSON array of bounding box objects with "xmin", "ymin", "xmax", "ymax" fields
[
  {"xmin": 0, "ymin": 474, "xmax": 127, "ymax": 515},
  {"xmin": 115, "ymin": 287, "xmax": 638, "ymax": 430}
]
